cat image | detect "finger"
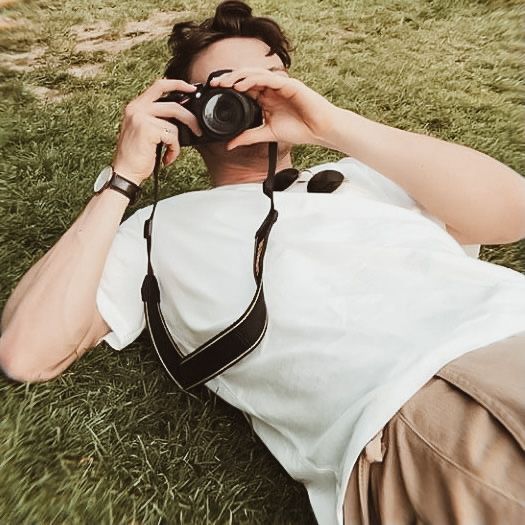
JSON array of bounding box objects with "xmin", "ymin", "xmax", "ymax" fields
[
  {"xmin": 163, "ymin": 142, "xmax": 180, "ymax": 166},
  {"xmin": 227, "ymin": 125, "xmax": 275, "ymax": 150},
  {"xmin": 245, "ymin": 88, "xmax": 261, "ymax": 101},
  {"xmin": 231, "ymin": 73, "xmax": 290, "ymax": 93},
  {"xmin": 210, "ymin": 67, "xmax": 276, "ymax": 86},
  {"xmin": 149, "ymin": 102, "xmax": 203, "ymax": 137},
  {"xmin": 159, "ymin": 130, "xmax": 180, "ymax": 159},
  {"xmin": 138, "ymin": 78, "xmax": 197, "ymax": 104},
  {"xmin": 150, "ymin": 117, "xmax": 180, "ymax": 146}
]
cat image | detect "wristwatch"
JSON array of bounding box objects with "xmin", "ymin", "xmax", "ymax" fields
[{"xmin": 93, "ymin": 166, "xmax": 142, "ymax": 205}]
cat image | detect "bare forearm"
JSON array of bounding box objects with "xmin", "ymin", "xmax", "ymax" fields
[
  {"xmin": 1, "ymin": 239, "xmax": 59, "ymax": 329},
  {"xmin": 0, "ymin": 78, "xmax": 199, "ymax": 382},
  {"xmin": 319, "ymin": 108, "xmax": 525, "ymax": 244},
  {"xmin": 0, "ymin": 190, "xmax": 130, "ymax": 375}
]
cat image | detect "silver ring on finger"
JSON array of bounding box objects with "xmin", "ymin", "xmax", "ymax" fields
[{"xmin": 162, "ymin": 127, "xmax": 173, "ymax": 142}]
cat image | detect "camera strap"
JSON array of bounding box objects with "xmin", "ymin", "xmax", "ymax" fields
[{"xmin": 141, "ymin": 141, "xmax": 279, "ymax": 391}]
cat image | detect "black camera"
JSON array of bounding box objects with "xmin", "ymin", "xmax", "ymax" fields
[{"xmin": 156, "ymin": 69, "xmax": 263, "ymax": 147}]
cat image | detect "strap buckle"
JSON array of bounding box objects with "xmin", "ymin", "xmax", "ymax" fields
[{"xmin": 143, "ymin": 218, "xmax": 152, "ymax": 239}]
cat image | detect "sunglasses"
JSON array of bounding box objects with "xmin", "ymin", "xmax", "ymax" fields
[{"xmin": 273, "ymin": 168, "xmax": 345, "ymax": 193}]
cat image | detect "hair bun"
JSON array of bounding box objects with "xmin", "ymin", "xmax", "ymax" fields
[
  {"xmin": 211, "ymin": 1, "xmax": 252, "ymax": 31},
  {"xmin": 216, "ymin": 1, "xmax": 252, "ymax": 18},
  {"xmin": 164, "ymin": 0, "xmax": 293, "ymax": 82}
]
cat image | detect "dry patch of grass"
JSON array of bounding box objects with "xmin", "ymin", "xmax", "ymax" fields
[
  {"xmin": 0, "ymin": 45, "xmax": 46, "ymax": 72},
  {"xmin": 72, "ymin": 11, "xmax": 189, "ymax": 54},
  {"xmin": 0, "ymin": 14, "xmax": 27, "ymax": 30},
  {"xmin": 0, "ymin": 9, "xmax": 190, "ymax": 96}
]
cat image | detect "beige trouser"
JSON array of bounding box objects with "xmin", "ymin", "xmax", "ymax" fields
[{"xmin": 343, "ymin": 330, "xmax": 525, "ymax": 525}]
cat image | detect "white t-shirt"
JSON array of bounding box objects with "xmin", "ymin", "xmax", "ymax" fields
[{"xmin": 96, "ymin": 156, "xmax": 525, "ymax": 525}]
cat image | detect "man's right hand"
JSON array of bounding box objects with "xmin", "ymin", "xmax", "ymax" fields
[
  {"xmin": 0, "ymin": 78, "xmax": 205, "ymax": 384},
  {"xmin": 112, "ymin": 78, "xmax": 203, "ymax": 185}
]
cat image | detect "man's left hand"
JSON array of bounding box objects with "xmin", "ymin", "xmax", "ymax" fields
[{"xmin": 209, "ymin": 67, "xmax": 338, "ymax": 150}]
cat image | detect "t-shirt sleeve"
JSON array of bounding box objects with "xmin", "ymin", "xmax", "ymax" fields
[
  {"xmin": 96, "ymin": 208, "xmax": 149, "ymax": 350},
  {"xmin": 336, "ymin": 156, "xmax": 482, "ymax": 259}
]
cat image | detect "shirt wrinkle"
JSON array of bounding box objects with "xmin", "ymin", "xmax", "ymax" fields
[{"xmin": 95, "ymin": 156, "xmax": 525, "ymax": 525}]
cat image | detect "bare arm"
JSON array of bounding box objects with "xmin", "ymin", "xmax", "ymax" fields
[
  {"xmin": 0, "ymin": 190, "xmax": 130, "ymax": 382},
  {"xmin": 317, "ymin": 109, "xmax": 525, "ymax": 245},
  {"xmin": 0, "ymin": 78, "xmax": 202, "ymax": 383},
  {"xmin": 210, "ymin": 68, "xmax": 525, "ymax": 246}
]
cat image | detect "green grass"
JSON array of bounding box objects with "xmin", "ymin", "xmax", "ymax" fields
[{"xmin": 0, "ymin": 0, "xmax": 524, "ymax": 523}]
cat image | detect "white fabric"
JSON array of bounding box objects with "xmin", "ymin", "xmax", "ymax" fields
[{"xmin": 96, "ymin": 156, "xmax": 525, "ymax": 525}]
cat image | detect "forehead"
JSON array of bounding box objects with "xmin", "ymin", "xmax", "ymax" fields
[{"xmin": 189, "ymin": 37, "xmax": 285, "ymax": 84}]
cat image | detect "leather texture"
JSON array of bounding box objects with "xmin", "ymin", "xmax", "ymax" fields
[{"xmin": 109, "ymin": 171, "xmax": 141, "ymax": 205}]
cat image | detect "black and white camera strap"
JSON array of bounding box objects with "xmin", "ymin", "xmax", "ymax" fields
[{"xmin": 141, "ymin": 141, "xmax": 279, "ymax": 391}]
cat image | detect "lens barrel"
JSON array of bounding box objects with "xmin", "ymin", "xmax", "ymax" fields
[
  {"xmin": 155, "ymin": 69, "xmax": 263, "ymax": 146},
  {"xmin": 201, "ymin": 89, "xmax": 256, "ymax": 137}
]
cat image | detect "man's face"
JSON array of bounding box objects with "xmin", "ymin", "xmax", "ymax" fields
[{"xmin": 188, "ymin": 36, "xmax": 292, "ymax": 164}]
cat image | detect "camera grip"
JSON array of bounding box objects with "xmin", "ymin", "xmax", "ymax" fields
[{"xmin": 155, "ymin": 91, "xmax": 199, "ymax": 146}]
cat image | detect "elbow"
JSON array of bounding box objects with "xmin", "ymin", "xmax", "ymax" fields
[
  {"xmin": 506, "ymin": 230, "xmax": 525, "ymax": 244},
  {"xmin": 472, "ymin": 179, "xmax": 525, "ymax": 244},
  {"xmin": 0, "ymin": 335, "xmax": 58, "ymax": 384},
  {"xmin": 500, "ymin": 208, "xmax": 525, "ymax": 244},
  {"xmin": 486, "ymin": 223, "xmax": 525, "ymax": 245},
  {"xmin": 505, "ymin": 181, "xmax": 525, "ymax": 243},
  {"xmin": 463, "ymin": 206, "xmax": 525, "ymax": 245}
]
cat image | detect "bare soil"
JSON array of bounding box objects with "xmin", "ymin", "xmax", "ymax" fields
[{"xmin": 1, "ymin": 10, "xmax": 190, "ymax": 98}]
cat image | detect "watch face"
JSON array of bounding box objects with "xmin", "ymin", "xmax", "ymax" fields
[{"xmin": 94, "ymin": 166, "xmax": 113, "ymax": 192}]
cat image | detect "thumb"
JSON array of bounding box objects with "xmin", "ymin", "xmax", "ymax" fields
[
  {"xmin": 162, "ymin": 143, "xmax": 180, "ymax": 166},
  {"xmin": 227, "ymin": 125, "xmax": 275, "ymax": 150}
]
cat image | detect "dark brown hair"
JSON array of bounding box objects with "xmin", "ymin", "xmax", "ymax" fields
[{"xmin": 164, "ymin": 1, "xmax": 293, "ymax": 82}]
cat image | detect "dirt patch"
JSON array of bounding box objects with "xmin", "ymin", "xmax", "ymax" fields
[
  {"xmin": 67, "ymin": 63, "xmax": 104, "ymax": 79},
  {"xmin": 70, "ymin": 21, "xmax": 112, "ymax": 53},
  {"xmin": 0, "ymin": 12, "xmax": 32, "ymax": 30},
  {"xmin": 3, "ymin": 10, "xmax": 191, "ymax": 100},
  {"xmin": 71, "ymin": 11, "xmax": 190, "ymax": 54},
  {"xmin": 0, "ymin": 46, "xmax": 46, "ymax": 72},
  {"xmin": 0, "ymin": 15, "xmax": 18, "ymax": 30},
  {"xmin": 25, "ymin": 85, "xmax": 65, "ymax": 102}
]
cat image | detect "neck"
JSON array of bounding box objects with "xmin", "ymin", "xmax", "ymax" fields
[{"xmin": 198, "ymin": 143, "xmax": 293, "ymax": 187}]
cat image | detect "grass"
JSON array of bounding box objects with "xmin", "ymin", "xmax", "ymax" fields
[{"xmin": 0, "ymin": 0, "xmax": 524, "ymax": 523}]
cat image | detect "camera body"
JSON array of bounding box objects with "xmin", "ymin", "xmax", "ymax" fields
[{"xmin": 156, "ymin": 69, "xmax": 263, "ymax": 147}]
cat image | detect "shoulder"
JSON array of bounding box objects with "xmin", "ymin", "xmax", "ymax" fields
[
  {"xmin": 331, "ymin": 156, "xmax": 417, "ymax": 207},
  {"xmin": 133, "ymin": 188, "xmax": 214, "ymax": 216}
]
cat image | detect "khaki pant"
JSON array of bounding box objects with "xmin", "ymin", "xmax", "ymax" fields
[{"xmin": 343, "ymin": 330, "xmax": 525, "ymax": 525}]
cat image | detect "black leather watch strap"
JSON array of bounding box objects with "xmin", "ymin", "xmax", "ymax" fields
[{"xmin": 109, "ymin": 171, "xmax": 142, "ymax": 205}]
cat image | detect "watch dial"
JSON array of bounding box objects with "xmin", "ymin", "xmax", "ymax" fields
[{"xmin": 94, "ymin": 166, "xmax": 112, "ymax": 192}]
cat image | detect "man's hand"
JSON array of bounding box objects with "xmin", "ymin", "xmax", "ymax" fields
[
  {"xmin": 112, "ymin": 79, "xmax": 203, "ymax": 184},
  {"xmin": 209, "ymin": 67, "xmax": 338, "ymax": 150}
]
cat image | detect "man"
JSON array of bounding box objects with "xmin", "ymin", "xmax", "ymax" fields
[{"xmin": 1, "ymin": 1, "xmax": 524, "ymax": 524}]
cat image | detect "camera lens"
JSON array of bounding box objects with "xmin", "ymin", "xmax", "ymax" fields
[{"xmin": 203, "ymin": 93, "xmax": 244, "ymax": 135}]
